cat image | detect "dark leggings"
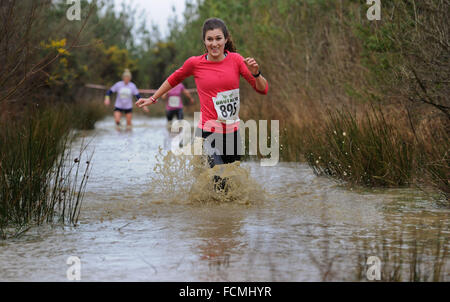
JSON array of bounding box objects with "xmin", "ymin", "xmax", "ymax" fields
[
  {"xmin": 166, "ymin": 109, "xmax": 184, "ymax": 121},
  {"xmin": 195, "ymin": 128, "xmax": 242, "ymax": 168}
]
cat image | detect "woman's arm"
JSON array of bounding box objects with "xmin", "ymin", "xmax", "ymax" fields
[
  {"xmin": 104, "ymin": 83, "xmax": 117, "ymax": 106},
  {"xmin": 254, "ymin": 74, "xmax": 268, "ymax": 92},
  {"xmin": 137, "ymin": 57, "xmax": 196, "ymax": 108},
  {"xmin": 183, "ymin": 89, "xmax": 195, "ymax": 104},
  {"xmin": 244, "ymin": 57, "xmax": 268, "ymax": 93},
  {"xmin": 136, "ymin": 80, "xmax": 173, "ymax": 107}
]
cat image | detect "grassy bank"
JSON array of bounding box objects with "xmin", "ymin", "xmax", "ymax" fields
[
  {"xmin": 0, "ymin": 101, "xmax": 107, "ymax": 239},
  {"xmin": 250, "ymin": 102, "xmax": 448, "ymax": 200},
  {"xmin": 301, "ymin": 107, "xmax": 448, "ymax": 199},
  {"xmin": 0, "ymin": 0, "xmax": 131, "ymax": 238}
]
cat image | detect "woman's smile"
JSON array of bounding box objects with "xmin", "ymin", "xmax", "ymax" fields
[
  {"xmin": 204, "ymin": 28, "xmax": 227, "ymax": 60},
  {"xmin": 210, "ymin": 47, "xmax": 220, "ymax": 54}
]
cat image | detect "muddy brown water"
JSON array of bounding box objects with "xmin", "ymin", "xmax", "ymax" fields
[{"xmin": 0, "ymin": 116, "xmax": 448, "ymax": 281}]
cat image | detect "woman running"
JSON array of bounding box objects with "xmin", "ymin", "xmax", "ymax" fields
[
  {"xmin": 137, "ymin": 18, "xmax": 268, "ymax": 171},
  {"xmin": 162, "ymin": 83, "xmax": 195, "ymax": 123},
  {"xmin": 104, "ymin": 69, "xmax": 148, "ymax": 127}
]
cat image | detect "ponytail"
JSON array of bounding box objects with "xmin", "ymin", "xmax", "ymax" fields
[{"xmin": 225, "ymin": 33, "xmax": 236, "ymax": 53}]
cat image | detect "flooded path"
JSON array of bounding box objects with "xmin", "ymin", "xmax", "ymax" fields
[{"xmin": 0, "ymin": 116, "xmax": 448, "ymax": 281}]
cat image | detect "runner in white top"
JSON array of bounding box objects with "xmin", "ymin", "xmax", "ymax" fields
[{"xmin": 104, "ymin": 69, "xmax": 148, "ymax": 127}]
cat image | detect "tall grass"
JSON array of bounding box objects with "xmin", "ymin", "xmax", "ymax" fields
[
  {"xmin": 301, "ymin": 106, "xmax": 449, "ymax": 198},
  {"xmin": 304, "ymin": 107, "xmax": 415, "ymax": 187},
  {"xmin": 416, "ymin": 123, "xmax": 449, "ymax": 200},
  {"xmin": 71, "ymin": 100, "xmax": 109, "ymax": 130},
  {"xmin": 278, "ymin": 105, "xmax": 449, "ymax": 198},
  {"xmin": 0, "ymin": 102, "xmax": 101, "ymax": 239}
]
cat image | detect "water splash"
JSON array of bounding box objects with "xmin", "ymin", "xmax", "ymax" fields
[{"xmin": 144, "ymin": 145, "xmax": 265, "ymax": 205}]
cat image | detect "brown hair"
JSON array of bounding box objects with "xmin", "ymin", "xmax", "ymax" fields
[{"xmin": 202, "ymin": 18, "xmax": 236, "ymax": 53}]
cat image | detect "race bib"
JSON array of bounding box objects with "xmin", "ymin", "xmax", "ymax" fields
[
  {"xmin": 118, "ymin": 87, "xmax": 132, "ymax": 99},
  {"xmin": 168, "ymin": 96, "xmax": 181, "ymax": 107},
  {"xmin": 213, "ymin": 89, "xmax": 240, "ymax": 122}
]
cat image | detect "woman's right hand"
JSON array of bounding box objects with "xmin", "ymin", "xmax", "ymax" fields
[
  {"xmin": 104, "ymin": 96, "xmax": 110, "ymax": 106},
  {"xmin": 136, "ymin": 97, "xmax": 155, "ymax": 108}
]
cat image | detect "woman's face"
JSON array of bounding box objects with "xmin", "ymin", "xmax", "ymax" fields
[
  {"xmin": 123, "ymin": 75, "xmax": 131, "ymax": 84},
  {"xmin": 204, "ymin": 28, "xmax": 227, "ymax": 60}
]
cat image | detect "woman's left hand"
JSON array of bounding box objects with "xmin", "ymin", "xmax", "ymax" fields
[{"xmin": 244, "ymin": 57, "xmax": 259, "ymax": 75}]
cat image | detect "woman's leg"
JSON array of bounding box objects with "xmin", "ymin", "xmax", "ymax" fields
[
  {"xmin": 197, "ymin": 129, "xmax": 222, "ymax": 168},
  {"xmin": 195, "ymin": 128, "xmax": 241, "ymax": 192},
  {"xmin": 125, "ymin": 112, "xmax": 132, "ymax": 126},
  {"xmin": 177, "ymin": 109, "xmax": 184, "ymax": 120},
  {"xmin": 114, "ymin": 110, "xmax": 122, "ymax": 126},
  {"xmin": 216, "ymin": 131, "xmax": 242, "ymax": 192},
  {"xmin": 221, "ymin": 130, "xmax": 242, "ymax": 164},
  {"xmin": 166, "ymin": 110, "xmax": 175, "ymax": 121},
  {"xmin": 197, "ymin": 129, "xmax": 241, "ymax": 168}
]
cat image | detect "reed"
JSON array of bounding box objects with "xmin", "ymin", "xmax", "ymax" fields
[
  {"xmin": 0, "ymin": 103, "xmax": 98, "ymax": 239},
  {"xmin": 71, "ymin": 100, "xmax": 109, "ymax": 130},
  {"xmin": 303, "ymin": 106, "xmax": 415, "ymax": 187},
  {"xmin": 416, "ymin": 122, "xmax": 449, "ymax": 200}
]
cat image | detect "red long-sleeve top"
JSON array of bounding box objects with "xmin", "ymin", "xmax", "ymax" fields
[{"xmin": 167, "ymin": 51, "xmax": 269, "ymax": 134}]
